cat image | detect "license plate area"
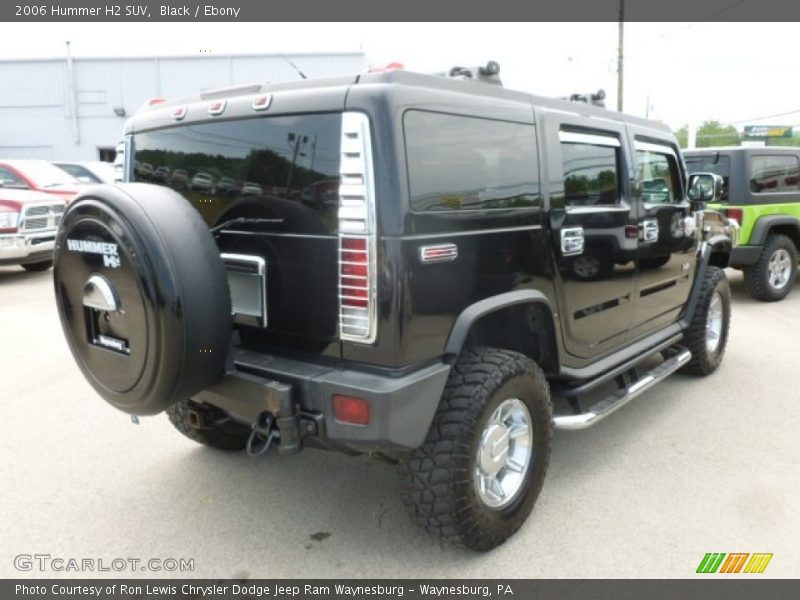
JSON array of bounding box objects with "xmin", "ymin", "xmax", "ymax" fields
[{"xmin": 221, "ymin": 253, "xmax": 267, "ymax": 328}]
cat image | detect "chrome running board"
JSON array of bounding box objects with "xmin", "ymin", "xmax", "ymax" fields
[{"xmin": 553, "ymin": 346, "xmax": 691, "ymax": 431}]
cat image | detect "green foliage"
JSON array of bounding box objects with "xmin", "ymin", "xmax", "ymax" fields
[{"xmin": 675, "ymin": 121, "xmax": 741, "ymax": 149}]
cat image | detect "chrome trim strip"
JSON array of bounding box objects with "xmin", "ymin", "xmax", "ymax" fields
[
  {"xmin": 554, "ymin": 348, "xmax": 691, "ymax": 431},
  {"xmin": 560, "ymin": 130, "xmax": 621, "ymax": 147},
  {"xmin": 390, "ymin": 224, "xmax": 542, "ymax": 241}
]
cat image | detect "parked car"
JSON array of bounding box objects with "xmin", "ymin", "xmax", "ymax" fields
[
  {"xmin": 135, "ymin": 161, "xmax": 154, "ymax": 179},
  {"xmin": 53, "ymin": 161, "xmax": 115, "ymax": 184},
  {"xmin": 240, "ymin": 181, "xmax": 263, "ymax": 196},
  {"xmin": 0, "ymin": 160, "xmax": 82, "ymax": 204},
  {"xmin": 170, "ymin": 169, "xmax": 189, "ymax": 188},
  {"xmin": 152, "ymin": 165, "xmax": 171, "ymax": 183},
  {"xmin": 189, "ymin": 172, "xmax": 215, "ymax": 193},
  {"xmin": 216, "ymin": 176, "xmax": 238, "ymax": 196},
  {"xmin": 0, "ymin": 188, "xmax": 65, "ymax": 271},
  {"xmin": 53, "ymin": 64, "xmax": 737, "ymax": 552},
  {"xmin": 685, "ymin": 147, "xmax": 800, "ymax": 301}
]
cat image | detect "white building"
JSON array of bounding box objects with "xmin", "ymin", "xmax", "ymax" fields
[{"xmin": 0, "ymin": 51, "xmax": 368, "ymax": 162}]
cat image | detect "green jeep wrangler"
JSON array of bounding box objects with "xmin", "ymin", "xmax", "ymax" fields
[{"xmin": 685, "ymin": 147, "xmax": 800, "ymax": 301}]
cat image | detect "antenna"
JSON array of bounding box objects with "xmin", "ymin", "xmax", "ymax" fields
[{"xmin": 279, "ymin": 53, "xmax": 307, "ymax": 80}]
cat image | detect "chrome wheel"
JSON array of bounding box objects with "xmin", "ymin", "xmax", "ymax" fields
[
  {"xmin": 768, "ymin": 248, "xmax": 792, "ymax": 290},
  {"xmin": 474, "ymin": 398, "xmax": 533, "ymax": 510},
  {"xmin": 572, "ymin": 256, "xmax": 600, "ymax": 279},
  {"xmin": 705, "ymin": 291, "xmax": 723, "ymax": 353}
]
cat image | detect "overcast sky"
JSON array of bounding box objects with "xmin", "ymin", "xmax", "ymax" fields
[{"xmin": 2, "ymin": 22, "xmax": 798, "ymax": 132}]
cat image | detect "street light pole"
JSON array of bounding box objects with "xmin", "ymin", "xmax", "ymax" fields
[{"xmin": 617, "ymin": 0, "xmax": 624, "ymax": 112}]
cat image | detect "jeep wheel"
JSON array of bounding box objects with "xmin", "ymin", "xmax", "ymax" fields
[
  {"xmin": 53, "ymin": 184, "xmax": 232, "ymax": 416},
  {"xmin": 166, "ymin": 399, "xmax": 250, "ymax": 451},
  {"xmin": 22, "ymin": 259, "xmax": 53, "ymax": 272},
  {"xmin": 681, "ymin": 266, "xmax": 731, "ymax": 376},
  {"xmin": 570, "ymin": 253, "xmax": 612, "ymax": 281},
  {"xmin": 402, "ymin": 347, "xmax": 552, "ymax": 551},
  {"xmin": 743, "ymin": 234, "xmax": 798, "ymax": 301}
]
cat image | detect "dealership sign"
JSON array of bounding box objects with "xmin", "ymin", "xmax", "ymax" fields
[{"xmin": 743, "ymin": 125, "xmax": 793, "ymax": 138}]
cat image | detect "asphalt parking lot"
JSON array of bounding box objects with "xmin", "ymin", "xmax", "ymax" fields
[{"xmin": 1, "ymin": 266, "xmax": 797, "ymax": 579}]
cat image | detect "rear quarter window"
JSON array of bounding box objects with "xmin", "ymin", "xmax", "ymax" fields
[
  {"xmin": 749, "ymin": 154, "xmax": 800, "ymax": 193},
  {"xmin": 132, "ymin": 113, "xmax": 342, "ymax": 233},
  {"xmin": 404, "ymin": 110, "xmax": 540, "ymax": 212}
]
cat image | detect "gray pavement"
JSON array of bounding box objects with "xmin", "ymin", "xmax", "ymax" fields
[{"xmin": 1, "ymin": 266, "xmax": 798, "ymax": 578}]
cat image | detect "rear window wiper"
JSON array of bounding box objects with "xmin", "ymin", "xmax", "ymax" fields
[{"xmin": 210, "ymin": 217, "xmax": 284, "ymax": 234}]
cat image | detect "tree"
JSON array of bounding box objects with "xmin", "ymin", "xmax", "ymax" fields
[{"xmin": 674, "ymin": 121, "xmax": 741, "ymax": 149}]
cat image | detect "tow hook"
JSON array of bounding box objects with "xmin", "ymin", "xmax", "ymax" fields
[{"xmin": 246, "ymin": 412, "xmax": 279, "ymax": 456}]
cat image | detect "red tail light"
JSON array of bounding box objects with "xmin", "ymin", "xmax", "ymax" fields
[
  {"xmin": 339, "ymin": 236, "xmax": 370, "ymax": 310},
  {"xmin": 725, "ymin": 208, "xmax": 743, "ymax": 225},
  {"xmin": 333, "ymin": 394, "xmax": 370, "ymax": 425}
]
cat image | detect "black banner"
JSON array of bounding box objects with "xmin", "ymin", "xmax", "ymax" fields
[
  {"xmin": 3, "ymin": 580, "xmax": 800, "ymax": 600},
  {"xmin": 4, "ymin": 0, "xmax": 800, "ymax": 22}
]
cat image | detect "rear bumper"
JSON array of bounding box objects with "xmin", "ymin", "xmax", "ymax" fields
[
  {"xmin": 0, "ymin": 231, "xmax": 56, "ymax": 265},
  {"xmin": 729, "ymin": 245, "xmax": 762, "ymax": 267},
  {"xmin": 192, "ymin": 348, "xmax": 451, "ymax": 452}
]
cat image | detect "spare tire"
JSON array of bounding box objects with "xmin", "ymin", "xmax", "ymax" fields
[{"xmin": 53, "ymin": 183, "xmax": 231, "ymax": 416}]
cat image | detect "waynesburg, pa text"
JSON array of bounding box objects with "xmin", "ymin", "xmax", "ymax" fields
[{"xmin": 15, "ymin": 583, "xmax": 515, "ymax": 598}]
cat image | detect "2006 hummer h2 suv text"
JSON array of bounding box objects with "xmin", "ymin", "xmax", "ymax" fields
[{"xmin": 54, "ymin": 64, "xmax": 737, "ymax": 551}]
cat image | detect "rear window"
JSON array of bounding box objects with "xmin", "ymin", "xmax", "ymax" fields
[
  {"xmin": 684, "ymin": 154, "xmax": 730, "ymax": 200},
  {"xmin": 749, "ymin": 154, "xmax": 800, "ymax": 194},
  {"xmin": 404, "ymin": 110, "xmax": 540, "ymax": 212},
  {"xmin": 132, "ymin": 113, "xmax": 342, "ymax": 233}
]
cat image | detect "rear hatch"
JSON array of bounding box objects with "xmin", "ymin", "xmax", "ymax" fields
[{"xmin": 130, "ymin": 112, "xmax": 344, "ymax": 353}]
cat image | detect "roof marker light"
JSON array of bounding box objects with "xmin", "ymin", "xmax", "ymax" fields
[
  {"xmin": 252, "ymin": 94, "xmax": 273, "ymax": 111},
  {"xmin": 208, "ymin": 100, "xmax": 226, "ymax": 116},
  {"xmin": 172, "ymin": 106, "xmax": 187, "ymax": 121}
]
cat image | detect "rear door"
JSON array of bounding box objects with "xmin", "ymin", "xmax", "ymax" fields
[
  {"xmin": 626, "ymin": 131, "xmax": 698, "ymax": 336},
  {"xmin": 543, "ymin": 112, "xmax": 639, "ymax": 359}
]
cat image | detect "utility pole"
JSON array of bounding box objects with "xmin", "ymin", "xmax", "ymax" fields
[{"xmin": 617, "ymin": 0, "xmax": 624, "ymax": 112}]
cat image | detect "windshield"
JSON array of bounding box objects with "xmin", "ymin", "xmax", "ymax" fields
[
  {"xmin": 19, "ymin": 161, "xmax": 79, "ymax": 188},
  {"xmin": 685, "ymin": 154, "xmax": 730, "ymax": 201},
  {"xmin": 132, "ymin": 113, "xmax": 342, "ymax": 233}
]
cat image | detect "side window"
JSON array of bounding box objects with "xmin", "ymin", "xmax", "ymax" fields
[
  {"xmin": 0, "ymin": 166, "xmax": 28, "ymax": 189},
  {"xmin": 404, "ymin": 110, "xmax": 540, "ymax": 212},
  {"xmin": 559, "ymin": 131, "xmax": 621, "ymax": 207},
  {"xmin": 750, "ymin": 155, "xmax": 800, "ymax": 193},
  {"xmin": 635, "ymin": 142, "xmax": 683, "ymax": 204}
]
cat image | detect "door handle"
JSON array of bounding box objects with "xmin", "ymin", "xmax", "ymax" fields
[{"xmin": 561, "ymin": 227, "xmax": 585, "ymax": 256}]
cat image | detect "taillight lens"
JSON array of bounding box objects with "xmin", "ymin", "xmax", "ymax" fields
[
  {"xmin": 333, "ymin": 394, "xmax": 370, "ymax": 425},
  {"xmin": 338, "ymin": 112, "xmax": 376, "ymax": 343},
  {"xmin": 725, "ymin": 208, "xmax": 743, "ymax": 226}
]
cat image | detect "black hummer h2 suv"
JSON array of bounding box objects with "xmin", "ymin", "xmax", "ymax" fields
[{"xmin": 54, "ymin": 64, "xmax": 737, "ymax": 551}]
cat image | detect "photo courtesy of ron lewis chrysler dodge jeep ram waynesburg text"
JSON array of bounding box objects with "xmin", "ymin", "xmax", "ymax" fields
[{"xmin": 52, "ymin": 63, "xmax": 738, "ymax": 551}]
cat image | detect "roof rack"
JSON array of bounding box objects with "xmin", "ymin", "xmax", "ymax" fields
[
  {"xmin": 562, "ymin": 89, "xmax": 607, "ymax": 108},
  {"xmin": 437, "ymin": 61, "xmax": 503, "ymax": 86}
]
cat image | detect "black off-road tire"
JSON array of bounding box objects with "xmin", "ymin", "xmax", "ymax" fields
[
  {"xmin": 680, "ymin": 266, "xmax": 731, "ymax": 376},
  {"xmin": 22, "ymin": 259, "xmax": 53, "ymax": 271},
  {"xmin": 166, "ymin": 399, "xmax": 250, "ymax": 451},
  {"xmin": 743, "ymin": 234, "xmax": 798, "ymax": 302},
  {"xmin": 401, "ymin": 347, "xmax": 552, "ymax": 552}
]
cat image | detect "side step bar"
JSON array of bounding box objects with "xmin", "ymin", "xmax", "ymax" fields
[{"xmin": 553, "ymin": 346, "xmax": 692, "ymax": 431}]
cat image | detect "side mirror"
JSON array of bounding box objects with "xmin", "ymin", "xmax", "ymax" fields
[{"xmin": 688, "ymin": 172, "xmax": 724, "ymax": 209}]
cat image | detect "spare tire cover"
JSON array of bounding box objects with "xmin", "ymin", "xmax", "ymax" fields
[{"xmin": 54, "ymin": 183, "xmax": 231, "ymax": 416}]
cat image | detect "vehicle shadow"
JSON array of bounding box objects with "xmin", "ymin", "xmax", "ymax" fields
[
  {"xmin": 0, "ymin": 266, "xmax": 51, "ymax": 285},
  {"xmin": 56, "ymin": 377, "xmax": 699, "ymax": 579}
]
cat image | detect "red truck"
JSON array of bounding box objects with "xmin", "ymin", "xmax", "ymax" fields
[
  {"xmin": 0, "ymin": 160, "xmax": 82, "ymax": 204},
  {"xmin": 0, "ymin": 188, "xmax": 66, "ymax": 271}
]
